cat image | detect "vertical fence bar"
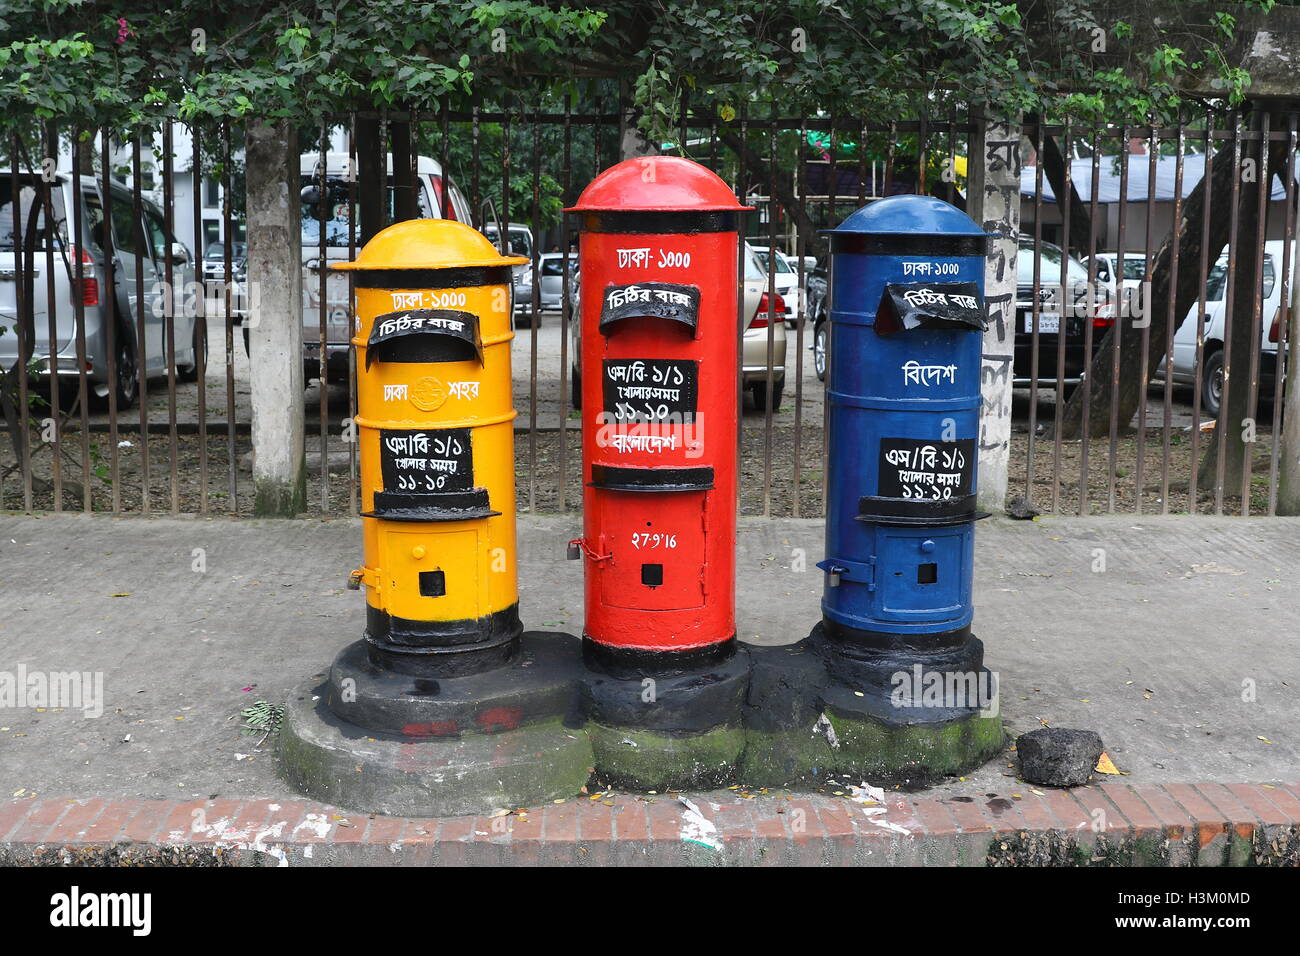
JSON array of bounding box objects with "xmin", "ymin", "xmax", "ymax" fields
[
  {"xmin": 10, "ymin": 132, "xmax": 33, "ymax": 511},
  {"xmin": 558, "ymin": 94, "xmax": 573, "ymax": 511},
  {"xmin": 1026, "ymin": 117, "xmax": 1044, "ymax": 503},
  {"xmin": 1107, "ymin": 129, "xmax": 1129, "ymax": 514},
  {"xmin": 1135, "ymin": 124, "xmax": 1158, "ymax": 514},
  {"xmin": 71, "ymin": 126, "xmax": 92, "ymax": 512},
  {"xmin": 9, "ymin": 133, "xmax": 32, "ymax": 512},
  {"xmin": 1079, "ymin": 130, "xmax": 1102, "ymax": 514},
  {"xmin": 130, "ymin": 136, "xmax": 148, "ymax": 513},
  {"xmin": 102, "ymin": 131, "xmax": 122, "ymax": 513},
  {"xmin": 41, "ymin": 121, "xmax": 62, "ymax": 511},
  {"xmin": 1216, "ymin": 114, "xmax": 1244, "ymax": 515},
  {"xmin": 1160, "ymin": 121, "xmax": 1185, "ymax": 514},
  {"xmin": 761, "ymin": 111, "xmax": 777, "ymax": 516},
  {"xmin": 163, "ymin": 123, "xmax": 179, "ymax": 514},
  {"xmin": 318, "ymin": 120, "xmax": 330, "ymax": 514},
  {"xmin": 193, "ymin": 125, "xmax": 208, "ymax": 515},
  {"xmin": 916, "ymin": 110, "xmax": 928, "ymax": 195},
  {"xmin": 735, "ymin": 99, "xmax": 747, "ymax": 514},
  {"xmin": 222, "ymin": 121, "xmax": 237, "ymax": 511},
  {"xmin": 1267, "ymin": 114, "xmax": 1297, "ymax": 515},
  {"xmin": 1241, "ymin": 112, "xmax": 1271, "ymax": 515},
  {"xmin": 1052, "ymin": 117, "xmax": 1072, "ymax": 513},
  {"xmin": 822, "ymin": 114, "xmax": 837, "ymax": 517},
  {"xmin": 792, "ymin": 115, "xmax": 809, "ymax": 519},
  {"xmin": 528, "ymin": 111, "xmax": 540, "ymax": 513},
  {"xmin": 348, "ymin": 113, "xmax": 359, "ymax": 515},
  {"xmin": 471, "ymin": 99, "xmax": 481, "ymax": 226},
  {"xmin": 1189, "ymin": 113, "xmax": 1214, "ymax": 511}
]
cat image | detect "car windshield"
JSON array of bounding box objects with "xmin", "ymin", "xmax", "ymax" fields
[
  {"xmin": 484, "ymin": 228, "xmax": 532, "ymax": 259},
  {"xmin": 743, "ymin": 245, "xmax": 765, "ymax": 280},
  {"xmin": 1018, "ymin": 242, "xmax": 1090, "ymax": 284},
  {"xmin": 540, "ymin": 257, "xmax": 575, "ymax": 277},
  {"xmin": 300, "ymin": 177, "xmax": 434, "ymax": 247},
  {"xmin": 757, "ymin": 251, "xmax": 795, "ymax": 274},
  {"xmin": 205, "ymin": 241, "xmax": 245, "ymax": 258},
  {"xmin": 0, "ymin": 177, "xmax": 68, "ymax": 251},
  {"xmin": 1205, "ymin": 255, "xmax": 1275, "ymax": 301}
]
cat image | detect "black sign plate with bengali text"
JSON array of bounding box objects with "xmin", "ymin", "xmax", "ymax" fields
[
  {"xmin": 602, "ymin": 358, "xmax": 699, "ymax": 424},
  {"xmin": 877, "ymin": 437, "xmax": 974, "ymax": 500},
  {"xmin": 379, "ymin": 427, "xmax": 474, "ymax": 495},
  {"xmin": 599, "ymin": 282, "xmax": 701, "ymax": 334}
]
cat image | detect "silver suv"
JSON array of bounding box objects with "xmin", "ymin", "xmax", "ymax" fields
[{"xmin": 1, "ymin": 172, "xmax": 199, "ymax": 408}]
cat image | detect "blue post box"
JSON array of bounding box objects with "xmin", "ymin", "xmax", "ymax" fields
[{"xmin": 810, "ymin": 195, "xmax": 1004, "ymax": 763}]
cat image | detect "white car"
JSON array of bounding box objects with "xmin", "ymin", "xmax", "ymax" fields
[
  {"xmin": 1157, "ymin": 239, "xmax": 1291, "ymax": 417},
  {"xmin": 297, "ymin": 152, "xmax": 473, "ymax": 380},
  {"xmin": 750, "ymin": 245, "xmax": 802, "ymax": 324}
]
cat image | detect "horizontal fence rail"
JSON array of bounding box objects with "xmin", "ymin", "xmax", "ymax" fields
[{"xmin": 0, "ymin": 104, "xmax": 1295, "ymax": 518}]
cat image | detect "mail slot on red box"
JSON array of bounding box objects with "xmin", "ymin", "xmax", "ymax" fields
[{"xmin": 567, "ymin": 157, "xmax": 751, "ymax": 671}]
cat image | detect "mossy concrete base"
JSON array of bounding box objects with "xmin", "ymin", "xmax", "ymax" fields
[
  {"xmin": 818, "ymin": 707, "xmax": 1006, "ymax": 788},
  {"xmin": 278, "ymin": 680, "xmax": 594, "ymax": 816},
  {"xmin": 587, "ymin": 722, "xmax": 747, "ymax": 792}
]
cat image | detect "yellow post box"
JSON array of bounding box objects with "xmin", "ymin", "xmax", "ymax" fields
[{"xmin": 332, "ymin": 219, "xmax": 527, "ymax": 678}]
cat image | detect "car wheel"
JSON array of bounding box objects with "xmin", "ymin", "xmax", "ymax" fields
[
  {"xmin": 96, "ymin": 325, "xmax": 139, "ymax": 410},
  {"xmin": 749, "ymin": 377, "xmax": 784, "ymax": 413},
  {"xmin": 813, "ymin": 321, "xmax": 828, "ymax": 381},
  {"xmin": 570, "ymin": 364, "xmax": 582, "ymax": 411},
  {"xmin": 1201, "ymin": 348, "xmax": 1224, "ymax": 419},
  {"xmin": 176, "ymin": 322, "xmax": 206, "ymax": 383}
]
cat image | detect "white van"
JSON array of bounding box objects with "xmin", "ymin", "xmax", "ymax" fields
[
  {"xmin": 1158, "ymin": 239, "xmax": 1292, "ymax": 417},
  {"xmin": 297, "ymin": 153, "xmax": 472, "ymax": 380}
]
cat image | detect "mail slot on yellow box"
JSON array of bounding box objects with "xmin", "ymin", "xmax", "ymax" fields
[{"xmin": 332, "ymin": 220, "xmax": 527, "ymax": 678}]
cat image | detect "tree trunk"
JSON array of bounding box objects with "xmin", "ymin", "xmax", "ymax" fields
[
  {"xmin": 389, "ymin": 119, "xmax": 418, "ymax": 221},
  {"xmin": 1031, "ymin": 114, "xmax": 1096, "ymax": 256},
  {"xmin": 1053, "ymin": 108, "xmax": 1288, "ymax": 440},
  {"xmin": 356, "ymin": 117, "xmax": 384, "ymax": 244},
  {"xmin": 1198, "ymin": 111, "xmax": 1275, "ymax": 496},
  {"xmin": 246, "ymin": 119, "xmax": 306, "ymax": 517}
]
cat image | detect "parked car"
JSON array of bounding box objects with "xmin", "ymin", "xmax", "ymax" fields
[
  {"xmin": 533, "ymin": 252, "xmax": 576, "ymax": 313},
  {"xmin": 567, "ymin": 242, "xmax": 788, "ymax": 411},
  {"xmin": 296, "ymin": 152, "xmax": 473, "ymax": 380},
  {"xmin": 1, "ymin": 170, "xmax": 200, "ymax": 409},
  {"xmin": 482, "ymin": 223, "xmax": 535, "ymax": 327},
  {"xmin": 750, "ymin": 245, "xmax": 801, "ymax": 324},
  {"xmin": 1013, "ymin": 237, "xmax": 1112, "ymax": 390},
  {"xmin": 1157, "ymin": 239, "xmax": 1291, "ymax": 417},
  {"xmin": 1082, "ymin": 250, "xmax": 1147, "ymax": 294},
  {"xmin": 202, "ymin": 240, "xmax": 246, "ymax": 286}
]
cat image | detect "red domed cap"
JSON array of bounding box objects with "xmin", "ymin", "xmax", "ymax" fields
[{"xmin": 568, "ymin": 156, "xmax": 752, "ymax": 212}]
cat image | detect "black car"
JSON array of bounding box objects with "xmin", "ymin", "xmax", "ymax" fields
[{"xmin": 1013, "ymin": 239, "xmax": 1111, "ymax": 392}]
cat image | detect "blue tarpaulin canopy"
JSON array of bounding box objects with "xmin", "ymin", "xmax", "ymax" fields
[{"xmin": 1020, "ymin": 153, "xmax": 1297, "ymax": 203}]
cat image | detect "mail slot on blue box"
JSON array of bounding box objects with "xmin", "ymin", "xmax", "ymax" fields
[{"xmin": 817, "ymin": 195, "xmax": 990, "ymax": 653}]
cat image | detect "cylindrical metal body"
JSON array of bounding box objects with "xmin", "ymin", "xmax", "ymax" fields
[
  {"xmin": 819, "ymin": 196, "xmax": 990, "ymax": 648},
  {"xmin": 333, "ymin": 219, "xmax": 527, "ymax": 677},
  {"xmin": 568, "ymin": 157, "xmax": 750, "ymax": 670}
]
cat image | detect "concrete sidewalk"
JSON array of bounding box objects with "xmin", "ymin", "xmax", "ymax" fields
[{"xmin": 0, "ymin": 511, "xmax": 1297, "ymax": 858}]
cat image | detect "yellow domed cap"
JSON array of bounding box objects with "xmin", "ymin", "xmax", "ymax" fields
[{"xmin": 330, "ymin": 218, "xmax": 529, "ymax": 271}]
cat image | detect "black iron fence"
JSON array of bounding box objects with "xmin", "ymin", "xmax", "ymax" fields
[{"xmin": 1, "ymin": 103, "xmax": 1294, "ymax": 518}]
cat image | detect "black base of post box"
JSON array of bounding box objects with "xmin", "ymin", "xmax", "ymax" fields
[{"xmin": 363, "ymin": 603, "xmax": 523, "ymax": 678}]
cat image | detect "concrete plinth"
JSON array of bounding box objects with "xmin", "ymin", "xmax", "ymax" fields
[{"xmin": 278, "ymin": 631, "xmax": 594, "ymax": 816}]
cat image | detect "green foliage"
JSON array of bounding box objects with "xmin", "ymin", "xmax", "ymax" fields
[{"xmin": 0, "ymin": 0, "xmax": 1290, "ymax": 136}]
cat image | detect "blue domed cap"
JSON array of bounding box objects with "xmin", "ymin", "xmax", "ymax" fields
[{"xmin": 827, "ymin": 195, "xmax": 988, "ymax": 236}]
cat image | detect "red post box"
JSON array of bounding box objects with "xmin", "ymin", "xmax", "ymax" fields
[{"xmin": 568, "ymin": 156, "xmax": 750, "ymax": 674}]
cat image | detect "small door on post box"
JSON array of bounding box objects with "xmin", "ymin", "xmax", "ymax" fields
[
  {"xmin": 876, "ymin": 527, "xmax": 967, "ymax": 622},
  {"xmin": 381, "ymin": 525, "xmax": 481, "ymax": 626},
  {"xmin": 598, "ymin": 490, "xmax": 707, "ymax": 611}
]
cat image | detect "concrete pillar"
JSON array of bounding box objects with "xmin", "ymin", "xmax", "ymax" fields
[
  {"xmin": 245, "ymin": 120, "xmax": 306, "ymax": 517},
  {"xmin": 968, "ymin": 115, "xmax": 1022, "ymax": 514}
]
